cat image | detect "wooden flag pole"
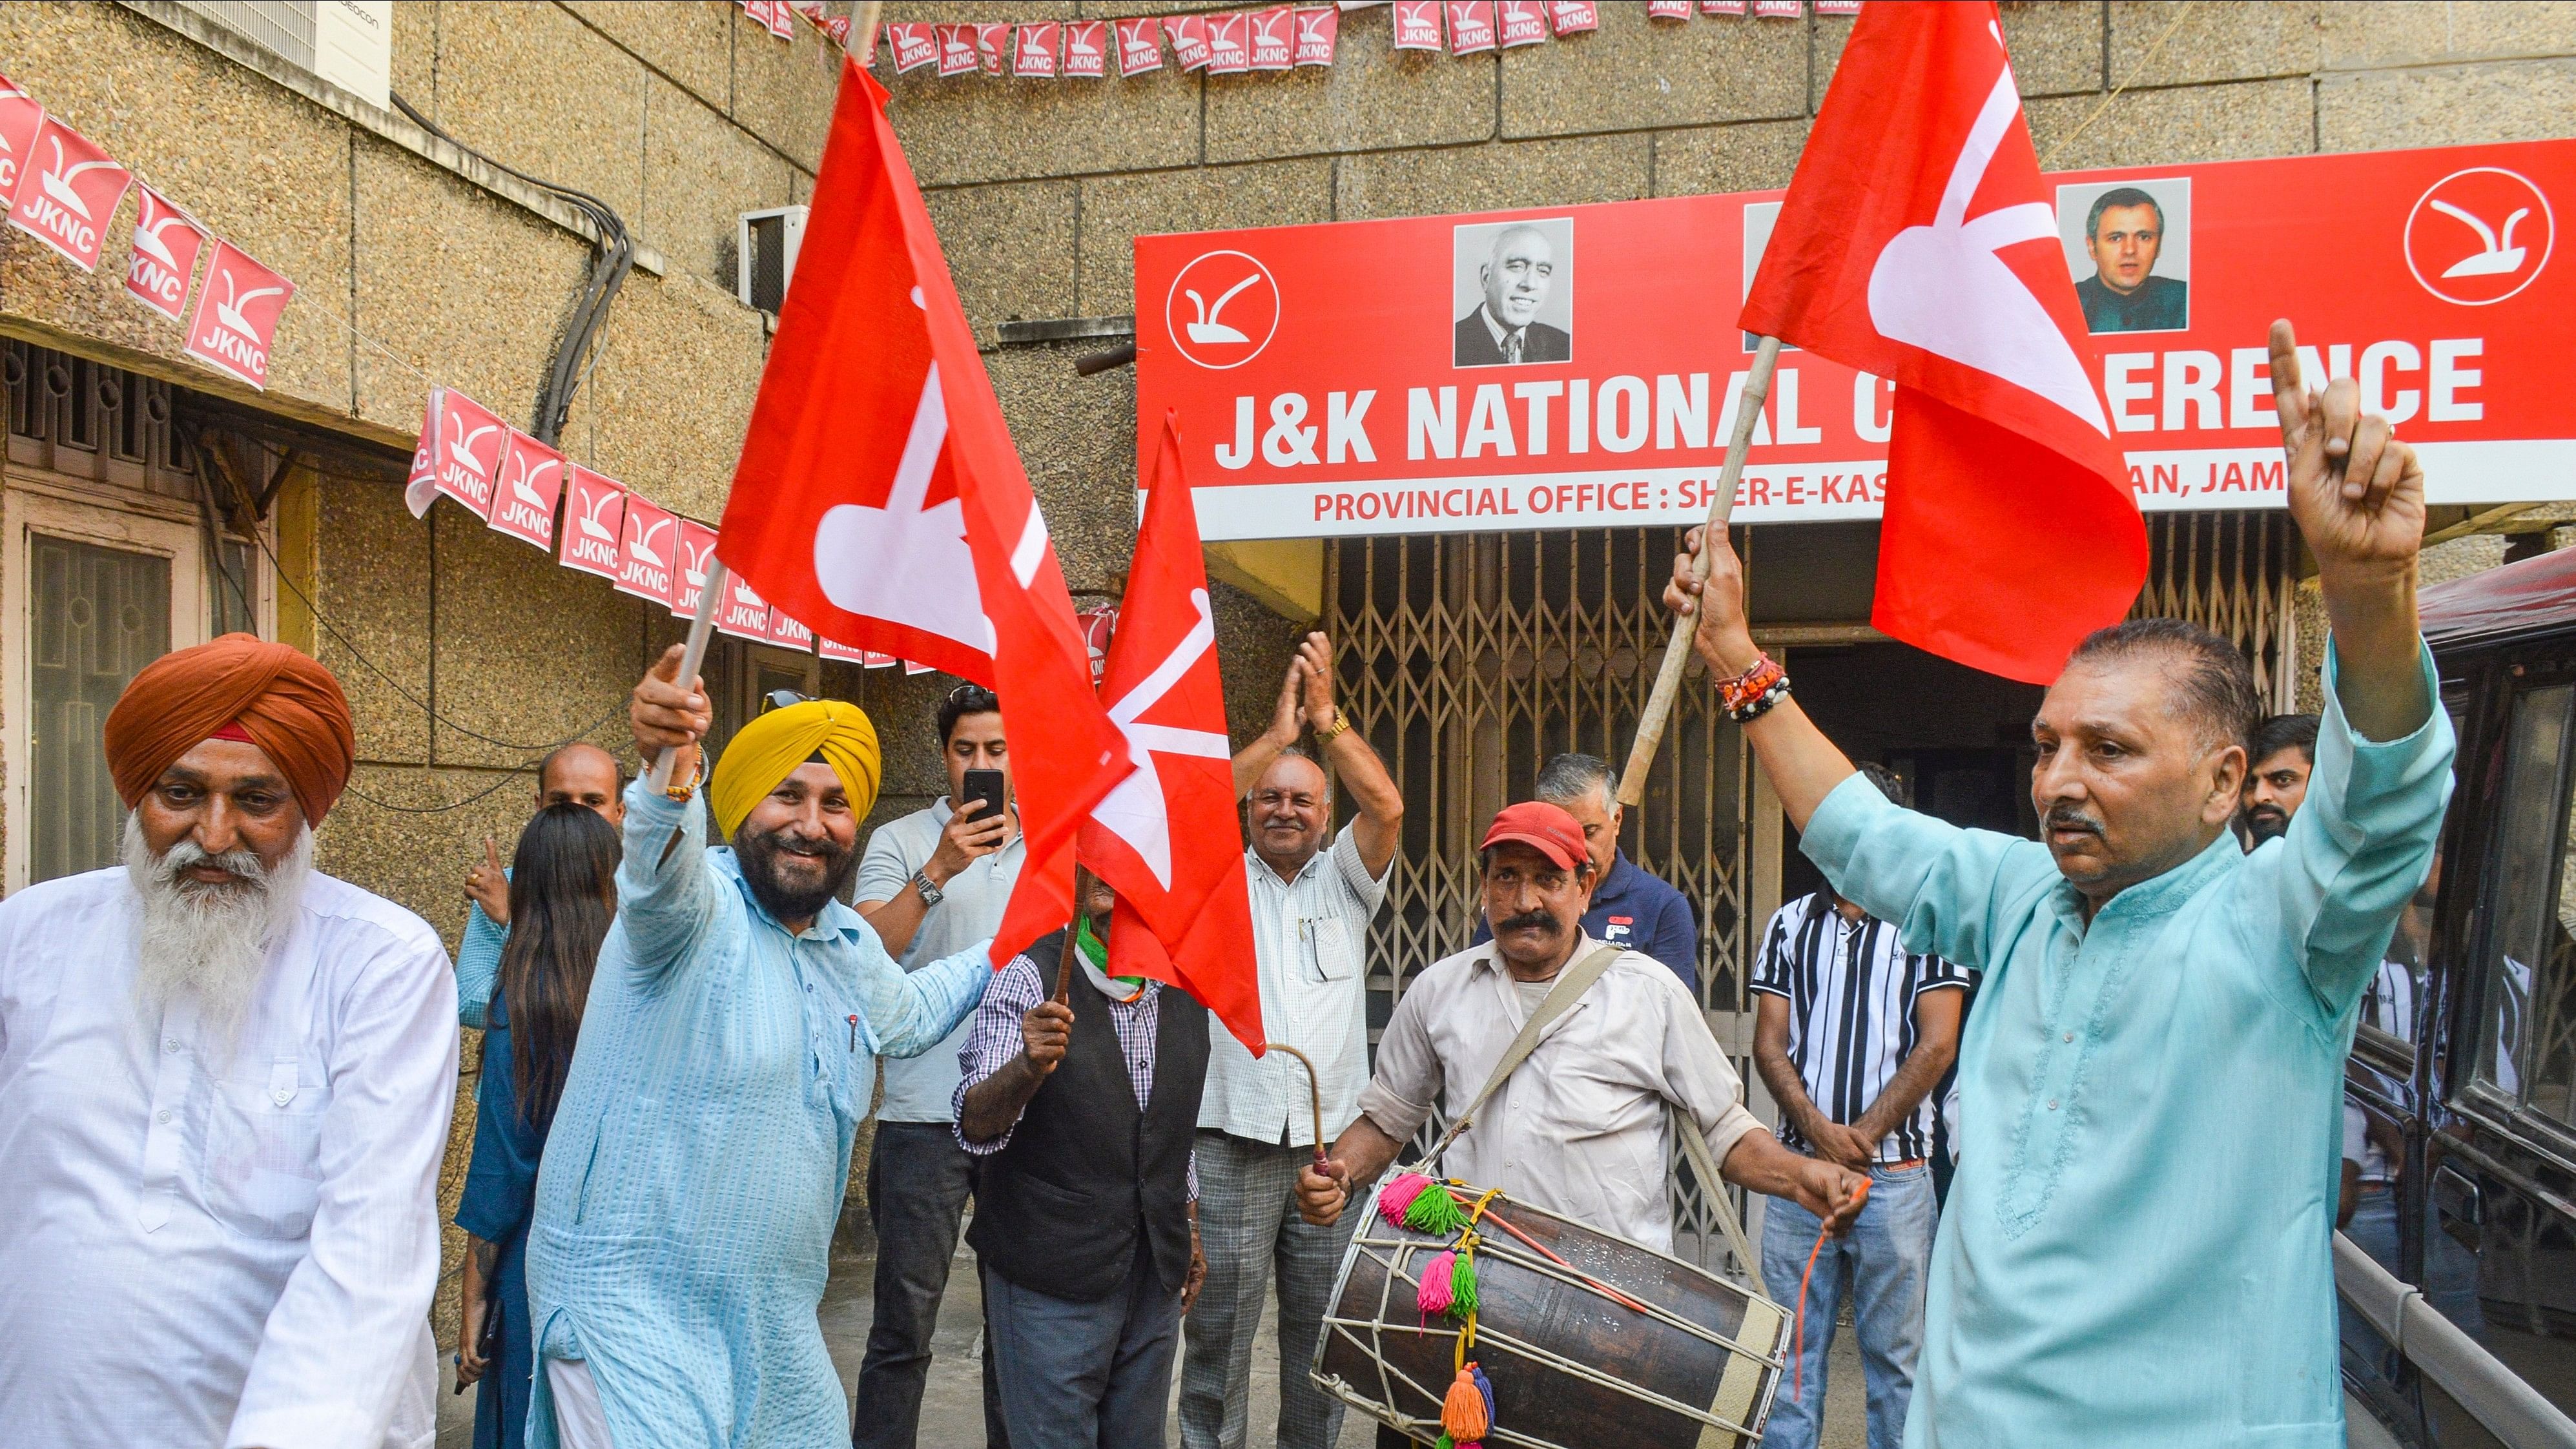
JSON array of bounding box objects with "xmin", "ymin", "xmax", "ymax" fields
[
  {"xmin": 1614, "ymin": 335, "xmax": 1782, "ymax": 809},
  {"xmin": 644, "ymin": 558, "xmax": 729, "ymax": 794},
  {"xmin": 853, "ymin": 1, "xmax": 882, "ymax": 60}
]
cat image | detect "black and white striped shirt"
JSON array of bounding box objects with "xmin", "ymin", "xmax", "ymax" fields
[{"xmin": 1751, "ymin": 890, "xmax": 1971, "ymax": 1162}]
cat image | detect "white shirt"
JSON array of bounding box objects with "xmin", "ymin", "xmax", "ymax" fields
[
  {"xmin": 1355, "ymin": 933, "xmax": 1766, "ymax": 1251},
  {"xmin": 0, "ymin": 866, "xmax": 460, "ymax": 1449},
  {"xmin": 1198, "ymin": 823, "xmax": 1389, "ymax": 1147},
  {"xmin": 854, "ymin": 797, "xmax": 1024, "ymax": 1122}
]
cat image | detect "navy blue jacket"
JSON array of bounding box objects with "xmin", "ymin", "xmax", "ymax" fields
[{"xmin": 1472, "ymin": 850, "xmax": 1700, "ymax": 994}]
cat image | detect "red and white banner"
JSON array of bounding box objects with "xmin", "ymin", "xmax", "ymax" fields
[
  {"xmin": 1294, "ymin": 6, "xmax": 1339, "ymax": 65},
  {"xmin": 1135, "ymin": 136, "xmax": 2576, "ymax": 542},
  {"xmin": 1648, "ymin": 0, "xmax": 1695, "ymax": 20},
  {"xmin": 1499, "ymin": 0, "xmax": 1550, "ymax": 47},
  {"xmin": 1063, "ymin": 20, "xmax": 1108, "ymax": 78},
  {"xmin": 974, "ymin": 22, "xmax": 1009, "ymax": 75},
  {"xmin": 1170, "ymin": 14, "xmax": 1213, "ymax": 70},
  {"xmin": 9, "ymin": 116, "xmax": 130, "ymax": 271},
  {"xmin": 936, "ymin": 24, "xmax": 978, "ymax": 76},
  {"xmin": 767, "ymin": 606, "xmax": 815, "ymax": 650},
  {"xmin": 716, "ymin": 570, "xmax": 772, "ymax": 640},
  {"xmin": 1248, "ymin": 7, "xmax": 1295, "ymax": 70},
  {"xmin": 1013, "ymin": 22, "xmax": 1058, "ymax": 77},
  {"xmin": 1753, "ymin": 0, "xmax": 1804, "ymax": 18},
  {"xmin": 887, "ymin": 23, "xmax": 938, "ymax": 72},
  {"xmin": 124, "ymin": 185, "xmax": 206, "ymax": 322},
  {"xmin": 1701, "ymin": 1, "xmax": 1749, "ymax": 15},
  {"xmin": 408, "ymin": 386, "xmax": 507, "ymax": 518},
  {"xmin": 1116, "ymin": 17, "xmax": 1165, "ymax": 76},
  {"xmin": 488, "ymin": 429, "xmax": 566, "ymax": 550},
  {"xmin": 671, "ymin": 519, "xmax": 719, "ymax": 615},
  {"xmin": 0, "ymin": 72, "xmax": 43, "ymax": 207},
  {"xmin": 1547, "ymin": 1, "xmax": 1600, "ymax": 34},
  {"xmin": 181, "ymin": 239, "xmax": 293, "ymax": 390},
  {"xmin": 1392, "ymin": 0, "xmax": 1443, "ymax": 50},
  {"xmin": 1206, "ymin": 13, "xmax": 1252, "ymax": 74},
  {"xmin": 1447, "ymin": 1, "xmax": 1498, "ymax": 54},
  {"xmin": 559, "ymin": 464, "xmax": 626, "ymax": 577},
  {"xmin": 612, "ymin": 492, "xmax": 677, "ymax": 605}
]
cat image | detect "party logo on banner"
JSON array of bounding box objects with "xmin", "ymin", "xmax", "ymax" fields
[
  {"xmin": 1075, "ymin": 603, "xmax": 1118, "ymax": 686},
  {"xmin": 9, "ymin": 117, "xmax": 131, "ymax": 271},
  {"xmin": 0, "ymin": 74, "xmax": 45, "ymax": 207},
  {"xmin": 1547, "ymin": 0, "xmax": 1600, "ymax": 32},
  {"xmin": 818, "ymin": 635, "xmax": 868, "ymax": 663},
  {"xmin": 1294, "ymin": 6, "xmax": 1339, "ymax": 65},
  {"xmin": 559, "ymin": 464, "xmax": 626, "ymax": 578},
  {"xmin": 418, "ymin": 389, "xmax": 508, "ymax": 517},
  {"xmin": 1063, "ymin": 20, "xmax": 1108, "ymax": 77},
  {"xmin": 1499, "ymin": 0, "xmax": 1551, "ymax": 46},
  {"xmin": 1446, "ymin": 0, "xmax": 1498, "ymax": 52},
  {"xmin": 488, "ymin": 429, "xmax": 566, "ymax": 550},
  {"xmin": 1648, "ymin": 0, "xmax": 1695, "ymax": 18},
  {"xmin": 671, "ymin": 520, "xmax": 719, "ymax": 614},
  {"xmin": 716, "ymin": 571, "xmax": 772, "ymax": 640},
  {"xmin": 1248, "ymin": 7, "xmax": 1295, "ymax": 69},
  {"xmin": 767, "ymin": 606, "xmax": 815, "ymax": 649},
  {"xmin": 936, "ymin": 24, "xmax": 978, "ymax": 76},
  {"xmin": 613, "ymin": 494, "xmax": 677, "ymax": 604},
  {"xmin": 888, "ymin": 23, "xmax": 938, "ymax": 72},
  {"xmin": 1117, "ymin": 17, "xmax": 1165, "ymax": 75},
  {"xmin": 125, "ymin": 186, "xmax": 206, "ymax": 322},
  {"xmin": 1205, "ymin": 12, "xmax": 1251, "ymax": 74},
  {"xmin": 2406, "ymin": 166, "xmax": 2555, "ymax": 306},
  {"xmin": 1013, "ymin": 22, "xmax": 1058, "ymax": 77},
  {"xmin": 1164, "ymin": 249, "xmax": 1280, "ymax": 371},
  {"xmin": 1392, "ymin": 0, "xmax": 1445, "ymax": 50},
  {"xmin": 181, "ymin": 240, "xmax": 294, "ymax": 390},
  {"xmin": 1169, "ymin": 14, "xmax": 1213, "ymax": 70},
  {"xmin": 974, "ymin": 22, "xmax": 1010, "ymax": 75},
  {"xmin": 1751, "ymin": 0, "xmax": 1802, "ymax": 17}
]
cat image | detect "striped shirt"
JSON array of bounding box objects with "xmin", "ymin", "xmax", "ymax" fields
[{"xmin": 1751, "ymin": 890, "xmax": 1970, "ymax": 1162}]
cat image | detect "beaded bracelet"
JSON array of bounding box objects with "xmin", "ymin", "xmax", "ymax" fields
[
  {"xmin": 1715, "ymin": 653, "xmax": 1788, "ymax": 718},
  {"xmin": 1729, "ymin": 675, "xmax": 1793, "ymax": 723}
]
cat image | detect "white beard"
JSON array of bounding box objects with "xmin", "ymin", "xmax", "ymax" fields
[{"xmin": 125, "ymin": 814, "xmax": 313, "ymax": 1054}]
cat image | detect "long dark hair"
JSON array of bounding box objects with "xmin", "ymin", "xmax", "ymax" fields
[{"xmin": 499, "ymin": 803, "xmax": 621, "ymax": 1133}]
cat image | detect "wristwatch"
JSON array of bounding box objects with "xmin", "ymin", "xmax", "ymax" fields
[
  {"xmin": 1314, "ymin": 706, "xmax": 1352, "ymax": 744},
  {"xmin": 911, "ymin": 869, "xmax": 945, "ymax": 907}
]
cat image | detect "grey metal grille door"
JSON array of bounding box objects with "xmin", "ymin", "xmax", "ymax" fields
[{"xmin": 32, "ymin": 535, "xmax": 170, "ymax": 883}]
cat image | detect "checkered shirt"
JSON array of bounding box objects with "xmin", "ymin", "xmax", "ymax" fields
[{"xmin": 952, "ymin": 952, "xmax": 1197, "ymax": 1197}]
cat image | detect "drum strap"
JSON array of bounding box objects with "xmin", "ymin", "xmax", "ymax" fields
[{"xmin": 1673, "ymin": 1105, "xmax": 1769, "ymax": 1300}]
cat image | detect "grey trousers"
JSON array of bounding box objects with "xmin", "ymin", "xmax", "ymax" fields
[
  {"xmin": 983, "ymin": 1239, "xmax": 1182, "ymax": 1449},
  {"xmin": 1179, "ymin": 1131, "xmax": 1354, "ymax": 1449}
]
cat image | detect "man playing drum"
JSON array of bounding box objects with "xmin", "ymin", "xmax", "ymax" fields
[{"xmin": 1656, "ymin": 325, "xmax": 2450, "ymax": 1448}]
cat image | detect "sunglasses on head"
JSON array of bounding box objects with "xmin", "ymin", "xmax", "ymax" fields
[{"xmin": 761, "ymin": 688, "xmax": 814, "ymax": 714}]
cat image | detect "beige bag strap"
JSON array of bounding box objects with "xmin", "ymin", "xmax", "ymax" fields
[
  {"xmin": 1417, "ymin": 943, "xmax": 1623, "ymax": 1169},
  {"xmin": 1673, "ymin": 1107, "xmax": 1769, "ymax": 1299}
]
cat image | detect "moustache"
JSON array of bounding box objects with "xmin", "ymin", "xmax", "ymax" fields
[
  {"xmin": 159, "ymin": 839, "xmax": 270, "ymax": 891},
  {"xmin": 1494, "ymin": 910, "xmax": 1561, "ymax": 935},
  {"xmin": 754, "ymin": 830, "xmax": 841, "ymax": 861},
  {"xmin": 2045, "ymin": 807, "xmax": 2105, "ymax": 839}
]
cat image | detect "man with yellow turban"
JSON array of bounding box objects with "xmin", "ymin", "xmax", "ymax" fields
[
  {"xmin": 522, "ymin": 645, "xmax": 996, "ymax": 1449},
  {"xmin": 0, "ymin": 634, "xmax": 461, "ymax": 1448}
]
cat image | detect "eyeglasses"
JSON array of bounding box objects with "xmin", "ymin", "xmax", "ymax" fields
[{"xmin": 761, "ymin": 688, "xmax": 813, "ymax": 714}]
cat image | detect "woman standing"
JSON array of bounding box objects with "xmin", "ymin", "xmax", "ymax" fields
[{"xmin": 454, "ymin": 803, "xmax": 621, "ymax": 1449}]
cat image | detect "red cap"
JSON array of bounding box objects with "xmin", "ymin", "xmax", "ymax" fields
[{"xmin": 1479, "ymin": 801, "xmax": 1589, "ymax": 872}]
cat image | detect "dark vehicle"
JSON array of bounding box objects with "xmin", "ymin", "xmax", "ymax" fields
[{"xmin": 2340, "ymin": 545, "xmax": 2576, "ymax": 1448}]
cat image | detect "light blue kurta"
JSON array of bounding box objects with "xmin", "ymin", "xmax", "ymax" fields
[
  {"xmin": 522, "ymin": 779, "xmax": 990, "ymax": 1448},
  {"xmin": 1802, "ymin": 644, "xmax": 2452, "ymax": 1449}
]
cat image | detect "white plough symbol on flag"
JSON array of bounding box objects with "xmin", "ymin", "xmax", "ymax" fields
[
  {"xmin": 1090, "ymin": 587, "xmax": 1229, "ymax": 891},
  {"xmin": 813, "ymin": 362, "xmax": 1000, "ymax": 653}
]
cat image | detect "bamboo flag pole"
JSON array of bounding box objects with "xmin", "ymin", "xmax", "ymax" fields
[
  {"xmin": 643, "ymin": 559, "xmax": 730, "ymax": 794},
  {"xmin": 853, "ymin": 1, "xmax": 882, "ymax": 61},
  {"xmin": 1614, "ymin": 335, "xmax": 1782, "ymax": 809}
]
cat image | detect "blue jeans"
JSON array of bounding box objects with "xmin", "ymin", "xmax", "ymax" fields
[{"xmin": 1758, "ymin": 1162, "xmax": 1937, "ymax": 1449}]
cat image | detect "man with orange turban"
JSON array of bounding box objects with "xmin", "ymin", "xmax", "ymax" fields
[
  {"xmin": 520, "ymin": 646, "xmax": 996, "ymax": 1449},
  {"xmin": 0, "ymin": 634, "xmax": 460, "ymax": 1449}
]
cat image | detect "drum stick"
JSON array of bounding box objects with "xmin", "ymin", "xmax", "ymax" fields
[
  {"xmin": 1262, "ymin": 1042, "xmax": 1331, "ymax": 1167},
  {"xmin": 644, "ymin": 559, "xmax": 726, "ymax": 795},
  {"xmin": 1614, "ymin": 336, "xmax": 1781, "ymax": 809}
]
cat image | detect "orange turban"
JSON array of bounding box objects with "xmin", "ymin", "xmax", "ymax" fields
[{"xmin": 104, "ymin": 633, "xmax": 356, "ymax": 825}]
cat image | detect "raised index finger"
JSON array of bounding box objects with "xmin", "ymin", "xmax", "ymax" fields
[{"xmin": 2267, "ymin": 320, "xmax": 2307, "ymax": 448}]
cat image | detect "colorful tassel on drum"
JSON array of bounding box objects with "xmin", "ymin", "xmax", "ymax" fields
[
  {"xmin": 1441, "ymin": 1364, "xmax": 1491, "ymax": 1442},
  {"xmin": 1378, "ymin": 1173, "xmax": 1430, "ymax": 1227},
  {"xmin": 1472, "ymin": 1363, "xmax": 1496, "ymax": 1430},
  {"xmin": 1403, "ymin": 1180, "xmax": 1467, "ymax": 1236},
  {"xmin": 1416, "ymin": 1250, "xmax": 1456, "ymax": 1315},
  {"xmin": 1447, "ymin": 1249, "xmax": 1478, "ymax": 1317}
]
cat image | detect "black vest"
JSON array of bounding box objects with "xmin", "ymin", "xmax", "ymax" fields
[{"xmin": 968, "ymin": 929, "xmax": 1210, "ymax": 1302}]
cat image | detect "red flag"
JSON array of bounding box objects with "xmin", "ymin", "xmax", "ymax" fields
[
  {"xmin": 0, "ymin": 72, "xmax": 46, "ymax": 209},
  {"xmin": 125, "ymin": 185, "xmax": 207, "ymax": 322},
  {"xmin": 181, "ymin": 240, "xmax": 294, "ymax": 391},
  {"xmin": 1082, "ymin": 415, "xmax": 1262, "ymax": 1050},
  {"xmin": 559, "ymin": 464, "xmax": 626, "ymax": 579},
  {"xmin": 488, "ymin": 429, "xmax": 566, "ymax": 551},
  {"xmin": 719, "ymin": 60, "xmax": 1131, "ymax": 967},
  {"xmin": 1740, "ymin": 1, "xmax": 2143, "ymax": 683}
]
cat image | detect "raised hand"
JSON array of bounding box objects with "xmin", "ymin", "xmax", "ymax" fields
[
  {"xmin": 2269, "ymin": 319, "xmax": 2426, "ymax": 581},
  {"xmin": 1296, "ymin": 631, "xmax": 1337, "ymax": 732},
  {"xmin": 464, "ymin": 837, "xmax": 510, "ymax": 925},
  {"xmin": 1664, "ymin": 525, "xmax": 1762, "ymax": 677},
  {"xmin": 630, "ymin": 642, "xmax": 710, "ymax": 765},
  {"xmin": 1268, "ymin": 654, "xmax": 1306, "ymax": 747}
]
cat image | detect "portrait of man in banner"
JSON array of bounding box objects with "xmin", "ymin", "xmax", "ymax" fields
[
  {"xmin": 2057, "ymin": 177, "xmax": 2191, "ymax": 334},
  {"xmin": 1453, "ymin": 216, "xmax": 1574, "ymax": 367}
]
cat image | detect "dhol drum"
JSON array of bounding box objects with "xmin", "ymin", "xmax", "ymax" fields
[{"xmin": 1314, "ymin": 1173, "xmax": 1790, "ymax": 1448}]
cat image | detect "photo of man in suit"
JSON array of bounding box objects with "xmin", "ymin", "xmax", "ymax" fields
[
  {"xmin": 1454, "ymin": 223, "xmax": 1572, "ymax": 367},
  {"xmin": 2074, "ymin": 185, "xmax": 2189, "ymax": 334}
]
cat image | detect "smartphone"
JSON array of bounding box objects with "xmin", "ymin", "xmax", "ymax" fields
[{"xmin": 960, "ymin": 768, "xmax": 1007, "ymax": 825}]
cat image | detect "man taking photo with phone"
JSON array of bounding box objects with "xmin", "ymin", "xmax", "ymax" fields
[{"xmin": 851, "ymin": 683, "xmax": 1021, "ymax": 1449}]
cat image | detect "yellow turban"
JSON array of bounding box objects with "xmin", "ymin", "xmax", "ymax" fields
[{"xmin": 707, "ymin": 699, "xmax": 881, "ymax": 839}]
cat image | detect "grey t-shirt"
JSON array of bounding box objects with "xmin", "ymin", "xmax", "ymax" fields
[{"xmin": 855, "ymin": 797, "xmax": 1024, "ymax": 1123}]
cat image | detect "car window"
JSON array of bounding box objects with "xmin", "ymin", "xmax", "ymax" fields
[{"xmin": 2472, "ymin": 682, "xmax": 2576, "ymax": 1135}]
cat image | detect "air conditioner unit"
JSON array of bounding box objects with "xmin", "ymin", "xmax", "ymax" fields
[{"xmin": 737, "ymin": 206, "xmax": 809, "ymax": 313}]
